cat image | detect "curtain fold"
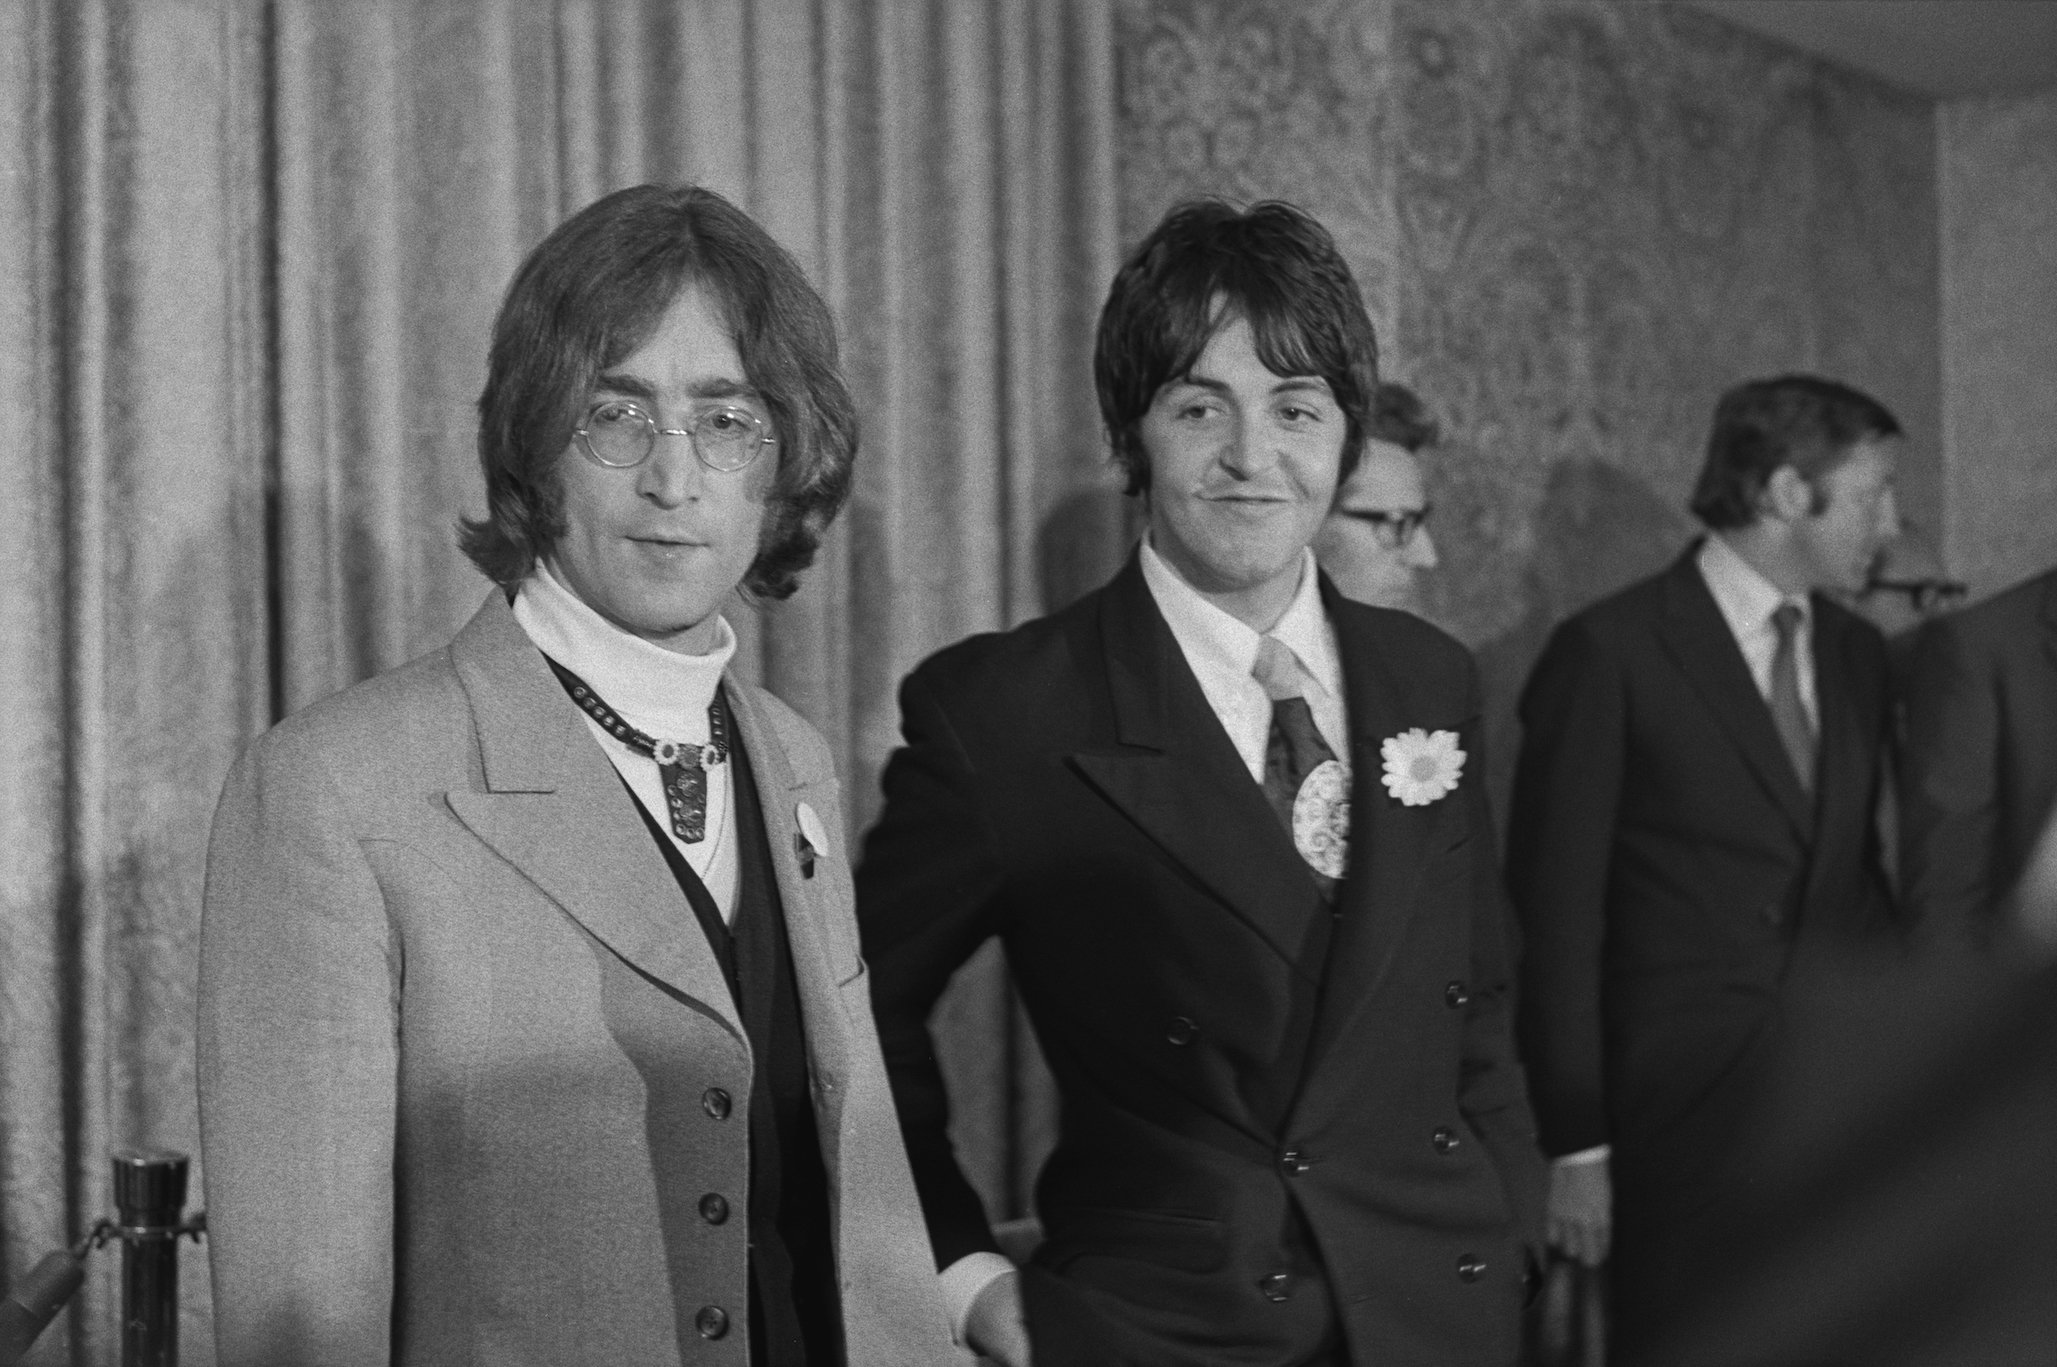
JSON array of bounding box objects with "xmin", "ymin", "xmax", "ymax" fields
[{"xmin": 0, "ymin": 2, "xmax": 1117, "ymax": 1360}]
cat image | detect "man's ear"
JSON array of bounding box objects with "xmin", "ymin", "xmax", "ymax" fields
[{"xmin": 1760, "ymin": 465, "xmax": 1813, "ymax": 524}]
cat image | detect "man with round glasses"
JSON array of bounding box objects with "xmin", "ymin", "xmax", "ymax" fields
[
  {"xmin": 198, "ymin": 184, "xmax": 954, "ymax": 1366},
  {"xmin": 1312, "ymin": 380, "xmax": 1441, "ymax": 613}
]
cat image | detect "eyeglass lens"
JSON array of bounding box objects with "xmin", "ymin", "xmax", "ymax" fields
[{"xmin": 579, "ymin": 401, "xmax": 766, "ymax": 471}]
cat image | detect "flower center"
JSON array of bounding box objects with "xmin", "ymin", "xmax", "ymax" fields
[{"xmin": 1410, "ymin": 755, "xmax": 1438, "ymax": 781}]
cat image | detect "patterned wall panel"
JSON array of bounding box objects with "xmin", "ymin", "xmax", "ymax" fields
[
  {"xmin": 1116, "ymin": 0, "xmax": 1941, "ymax": 819},
  {"xmin": 1115, "ymin": 0, "xmax": 1401, "ymax": 343},
  {"xmin": 1941, "ymin": 91, "xmax": 2057, "ymax": 598}
]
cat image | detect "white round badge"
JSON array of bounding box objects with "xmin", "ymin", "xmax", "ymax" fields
[{"xmin": 1291, "ymin": 758, "xmax": 1352, "ymax": 879}]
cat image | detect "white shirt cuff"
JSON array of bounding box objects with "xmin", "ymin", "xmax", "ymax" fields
[
  {"xmin": 1554, "ymin": 1144, "xmax": 1610, "ymax": 1166},
  {"xmin": 939, "ymin": 1252, "xmax": 1019, "ymax": 1346}
]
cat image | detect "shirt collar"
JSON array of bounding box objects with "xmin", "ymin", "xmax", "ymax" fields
[
  {"xmin": 1698, "ymin": 532, "xmax": 1807, "ymax": 635},
  {"xmin": 511, "ymin": 560, "xmax": 735, "ymax": 739},
  {"xmin": 1138, "ymin": 538, "xmax": 1341, "ymax": 698}
]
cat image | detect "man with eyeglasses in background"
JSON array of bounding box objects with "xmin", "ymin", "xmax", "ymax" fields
[
  {"xmin": 1311, "ymin": 381, "xmax": 1440, "ymax": 614},
  {"xmin": 1847, "ymin": 523, "xmax": 1966, "ymax": 657},
  {"xmin": 199, "ymin": 184, "xmax": 954, "ymax": 1367},
  {"xmin": 1837, "ymin": 523, "xmax": 1966, "ymax": 895}
]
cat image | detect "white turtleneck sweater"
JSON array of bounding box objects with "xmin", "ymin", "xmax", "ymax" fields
[{"xmin": 512, "ymin": 561, "xmax": 740, "ymax": 920}]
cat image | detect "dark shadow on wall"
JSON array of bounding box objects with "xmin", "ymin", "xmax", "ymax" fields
[
  {"xmin": 1475, "ymin": 458, "xmax": 1693, "ymax": 832},
  {"xmin": 1039, "ymin": 486, "xmax": 1143, "ymax": 615}
]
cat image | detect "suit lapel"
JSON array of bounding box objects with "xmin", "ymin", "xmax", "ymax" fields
[
  {"xmin": 1296, "ymin": 585, "xmax": 1449, "ymax": 1085},
  {"xmin": 723, "ymin": 682, "xmax": 858, "ymax": 1162},
  {"xmin": 1798, "ymin": 604, "xmax": 1873, "ymax": 924},
  {"xmin": 724, "ymin": 683, "xmax": 848, "ymax": 995},
  {"xmin": 1657, "ymin": 551, "xmax": 1815, "ymax": 838},
  {"xmin": 441, "ymin": 594, "xmax": 744, "ymax": 1043},
  {"xmin": 1066, "ymin": 557, "xmax": 1327, "ymax": 968}
]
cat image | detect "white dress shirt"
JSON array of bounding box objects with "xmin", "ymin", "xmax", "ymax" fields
[
  {"xmin": 512, "ymin": 560, "xmax": 740, "ymax": 919},
  {"xmin": 1696, "ymin": 532, "xmax": 1819, "ymax": 731},
  {"xmin": 1558, "ymin": 533, "xmax": 1820, "ymax": 1172},
  {"xmin": 1138, "ymin": 538, "xmax": 1350, "ymax": 771},
  {"xmin": 938, "ymin": 540, "xmax": 1353, "ymax": 1339}
]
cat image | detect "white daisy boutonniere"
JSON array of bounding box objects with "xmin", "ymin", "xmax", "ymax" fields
[{"xmin": 1380, "ymin": 728, "xmax": 1466, "ymax": 806}]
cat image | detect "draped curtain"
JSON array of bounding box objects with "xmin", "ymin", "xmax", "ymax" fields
[{"xmin": 0, "ymin": 1, "xmax": 1120, "ymax": 1360}]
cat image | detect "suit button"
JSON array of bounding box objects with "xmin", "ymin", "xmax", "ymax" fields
[
  {"xmin": 1432, "ymin": 1126, "xmax": 1461, "ymax": 1155},
  {"xmin": 698, "ymin": 1193, "xmax": 730, "ymax": 1225},
  {"xmin": 1762, "ymin": 903, "xmax": 1784, "ymax": 927},
  {"xmin": 1280, "ymin": 1149, "xmax": 1313, "ymax": 1176},
  {"xmin": 702, "ymin": 1088, "xmax": 732, "ymax": 1120},
  {"xmin": 1257, "ymin": 1272, "xmax": 1293, "ymax": 1302},
  {"xmin": 1445, "ymin": 980, "xmax": 1470, "ymax": 1008},
  {"xmin": 1457, "ymin": 1254, "xmax": 1487, "ymax": 1282},
  {"xmin": 695, "ymin": 1305, "xmax": 730, "ymax": 1338},
  {"xmin": 1166, "ymin": 1015, "xmax": 1198, "ymax": 1046}
]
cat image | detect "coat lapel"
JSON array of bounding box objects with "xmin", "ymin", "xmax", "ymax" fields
[
  {"xmin": 1797, "ymin": 604, "xmax": 1874, "ymax": 926},
  {"xmin": 1066, "ymin": 557, "xmax": 1329, "ymax": 969},
  {"xmin": 722, "ymin": 682, "xmax": 861, "ymax": 1167},
  {"xmin": 1295, "ymin": 584, "xmax": 1452, "ymax": 1085},
  {"xmin": 1657, "ymin": 550, "xmax": 1815, "ymax": 838},
  {"xmin": 441, "ymin": 594, "xmax": 744, "ymax": 1044}
]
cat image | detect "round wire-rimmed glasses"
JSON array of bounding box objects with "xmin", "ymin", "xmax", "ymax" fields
[{"xmin": 574, "ymin": 399, "xmax": 775, "ymax": 473}]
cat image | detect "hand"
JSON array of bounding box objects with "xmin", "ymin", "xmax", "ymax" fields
[
  {"xmin": 1547, "ymin": 1154, "xmax": 1612, "ymax": 1266},
  {"xmin": 965, "ymin": 1268, "xmax": 1033, "ymax": 1367}
]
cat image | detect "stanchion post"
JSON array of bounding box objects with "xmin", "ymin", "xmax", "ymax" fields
[{"xmin": 110, "ymin": 1152, "xmax": 188, "ymax": 1367}]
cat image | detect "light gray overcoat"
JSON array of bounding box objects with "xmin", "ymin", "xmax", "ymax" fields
[{"xmin": 198, "ymin": 593, "xmax": 957, "ymax": 1366}]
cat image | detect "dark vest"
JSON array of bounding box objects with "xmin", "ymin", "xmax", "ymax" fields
[{"xmin": 630, "ymin": 693, "xmax": 842, "ymax": 1367}]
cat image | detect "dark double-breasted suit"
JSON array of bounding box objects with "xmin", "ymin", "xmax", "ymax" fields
[
  {"xmin": 1507, "ymin": 546, "xmax": 1894, "ymax": 1356},
  {"xmin": 1900, "ymin": 566, "xmax": 2057, "ymax": 943},
  {"xmin": 858, "ymin": 556, "xmax": 1546, "ymax": 1366}
]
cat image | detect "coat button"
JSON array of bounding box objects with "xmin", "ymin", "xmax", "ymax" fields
[
  {"xmin": 695, "ymin": 1305, "xmax": 730, "ymax": 1338},
  {"xmin": 699, "ymin": 1193, "xmax": 730, "ymax": 1225},
  {"xmin": 1762, "ymin": 903, "xmax": 1785, "ymax": 927},
  {"xmin": 702, "ymin": 1088, "xmax": 732, "ymax": 1120},
  {"xmin": 1457, "ymin": 1254, "xmax": 1487, "ymax": 1282},
  {"xmin": 1280, "ymin": 1149, "xmax": 1313, "ymax": 1176},
  {"xmin": 1445, "ymin": 980, "xmax": 1470, "ymax": 1008},
  {"xmin": 1257, "ymin": 1272, "xmax": 1292, "ymax": 1302},
  {"xmin": 1432, "ymin": 1126, "xmax": 1461, "ymax": 1155},
  {"xmin": 1166, "ymin": 1016, "xmax": 1198, "ymax": 1046}
]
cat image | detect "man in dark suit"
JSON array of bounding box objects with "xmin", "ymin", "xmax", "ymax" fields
[
  {"xmin": 1506, "ymin": 375, "xmax": 1904, "ymax": 1361},
  {"xmin": 1899, "ymin": 563, "xmax": 2057, "ymax": 945},
  {"xmin": 857, "ymin": 200, "xmax": 1545, "ymax": 1367}
]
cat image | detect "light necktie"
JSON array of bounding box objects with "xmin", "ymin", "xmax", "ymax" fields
[
  {"xmin": 1253, "ymin": 635, "xmax": 1348, "ymax": 886},
  {"xmin": 1768, "ymin": 601, "xmax": 1816, "ymax": 793}
]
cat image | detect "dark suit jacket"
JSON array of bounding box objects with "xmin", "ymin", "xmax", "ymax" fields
[
  {"xmin": 1506, "ymin": 548, "xmax": 1893, "ymax": 1277},
  {"xmin": 858, "ymin": 556, "xmax": 1546, "ymax": 1367},
  {"xmin": 1899, "ymin": 566, "xmax": 2057, "ymax": 944},
  {"xmin": 1652, "ymin": 945, "xmax": 2057, "ymax": 1367}
]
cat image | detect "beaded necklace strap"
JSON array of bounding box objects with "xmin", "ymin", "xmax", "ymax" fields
[{"xmin": 545, "ymin": 656, "xmax": 729, "ymax": 842}]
